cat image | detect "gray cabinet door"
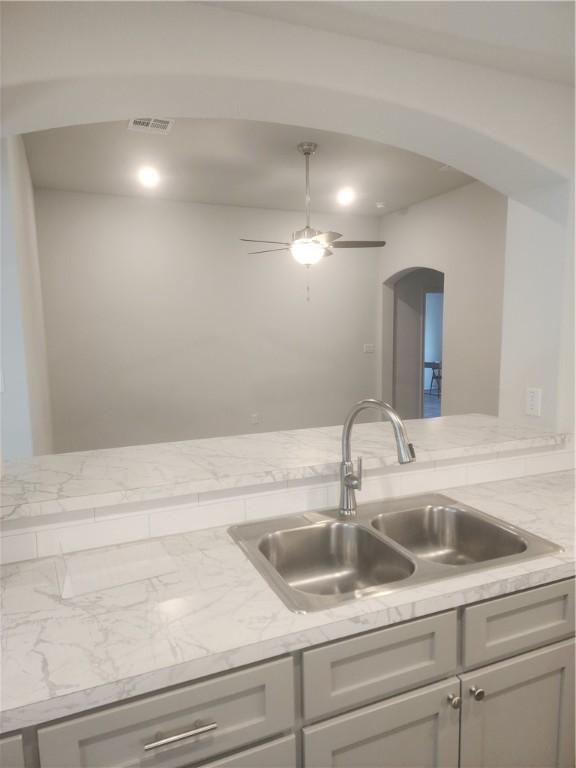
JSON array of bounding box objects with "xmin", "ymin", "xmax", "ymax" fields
[
  {"xmin": 0, "ymin": 735, "xmax": 25, "ymax": 768},
  {"xmin": 460, "ymin": 638, "xmax": 575, "ymax": 768},
  {"xmin": 303, "ymin": 677, "xmax": 460, "ymax": 768}
]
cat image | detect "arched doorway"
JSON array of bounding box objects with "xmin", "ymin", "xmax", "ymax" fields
[{"xmin": 386, "ymin": 268, "xmax": 445, "ymax": 420}]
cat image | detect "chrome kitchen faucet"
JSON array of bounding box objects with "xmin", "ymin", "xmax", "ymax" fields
[{"xmin": 339, "ymin": 399, "xmax": 416, "ymax": 518}]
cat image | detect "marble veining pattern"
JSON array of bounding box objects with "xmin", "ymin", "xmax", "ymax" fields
[
  {"xmin": 1, "ymin": 415, "xmax": 567, "ymax": 522},
  {"xmin": 1, "ymin": 469, "xmax": 573, "ymax": 733}
]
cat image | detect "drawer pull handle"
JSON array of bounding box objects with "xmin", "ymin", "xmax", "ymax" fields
[
  {"xmin": 470, "ymin": 686, "xmax": 486, "ymax": 701},
  {"xmin": 144, "ymin": 721, "xmax": 218, "ymax": 751}
]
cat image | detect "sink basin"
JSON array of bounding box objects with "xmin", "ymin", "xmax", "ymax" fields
[
  {"xmin": 259, "ymin": 522, "xmax": 414, "ymax": 596},
  {"xmin": 371, "ymin": 505, "xmax": 527, "ymax": 566},
  {"xmin": 229, "ymin": 493, "xmax": 560, "ymax": 613}
]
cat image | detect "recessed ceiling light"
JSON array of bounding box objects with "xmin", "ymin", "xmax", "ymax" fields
[
  {"xmin": 376, "ymin": 201, "xmax": 387, "ymax": 209},
  {"xmin": 337, "ymin": 187, "xmax": 355, "ymax": 206},
  {"xmin": 138, "ymin": 166, "xmax": 160, "ymax": 188}
]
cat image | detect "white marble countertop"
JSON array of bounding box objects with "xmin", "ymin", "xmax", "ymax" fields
[
  {"xmin": 1, "ymin": 469, "xmax": 573, "ymax": 734},
  {"xmin": 1, "ymin": 414, "xmax": 567, "ymax": 522}
]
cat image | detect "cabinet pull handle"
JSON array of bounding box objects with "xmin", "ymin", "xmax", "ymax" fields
[
  {"xmin": 470, "ymin": 686, "xmax": 486, "ymax": 701},
  {"xmin": 447, "ymin": 694, "xmax": 461, "ymax": 709},
  {"xmin": 144, "ymin": 721, "xmax": 218, "ymax": 751}
]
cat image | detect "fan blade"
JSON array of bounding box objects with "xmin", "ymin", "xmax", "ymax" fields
[
  {"xmin": 247, "ymin": 247, "xmax": 290, "ymax": 255},
  {"xmin": 311, "ymin": 231, "xmax": 342, "ymax": 244},
  {"xmin": 241, "ymin": 238, "xmax": 290, "ymax": 245},
  {"xmin": 332, "ymin": 240, "xmax": 387, "ymax": 248}
]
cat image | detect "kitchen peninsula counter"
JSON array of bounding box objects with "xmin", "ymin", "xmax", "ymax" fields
[
  {"xmin": 2, "ymin": 414, "xmax": 569, "ymax": 523},
  {"xmin": 1, "ymin": 469, "xmax": 573, "ymax": 733}
]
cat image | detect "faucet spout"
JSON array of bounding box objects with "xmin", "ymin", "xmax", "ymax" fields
[{"xmin": 339, "ymin": 399, "xmax": 415, "ymax": 518}]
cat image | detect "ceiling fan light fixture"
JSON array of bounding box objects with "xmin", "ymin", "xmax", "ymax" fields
[
  {"xmin": 290, "ymin": 239, "xmax": 325, "ymax": 265},
  {"xmin": 241, "ymin": 143, "xmax": 385, "ymax": 260}
]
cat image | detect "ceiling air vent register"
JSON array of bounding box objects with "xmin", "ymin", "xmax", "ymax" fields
[{"xmin": 127, "ymin": 118, "xmax": 175, "ymax": 135}]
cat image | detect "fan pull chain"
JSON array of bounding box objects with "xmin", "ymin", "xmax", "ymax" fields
[{"xmin": 306, "ymin": 265, "xmax": 311, "ymax": 302}]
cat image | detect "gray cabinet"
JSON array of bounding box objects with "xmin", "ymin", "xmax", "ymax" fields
[
  {"xmin": 303, "ymin": 677, "xmax": 461, "ymax": 768},
  {"xmin": 38, "ymin": 658, "xmax": 294, "ymax": 768},
  {"xmin": 463, "ymin": 579, "xmax": 574, "ymax": 667},
  {"xmin": 303, "ymin": 637, "xmax": 575, "ymax": 768},
  {"xmin": 302, "ymin": 611, "xmax": 457, "ymax": 720},
  {"xmin": 460, "ymin": 639, "xmax": 575, "ymax": 768},
  {"xmin": 0, "ymin": 735, "xmax": 25, "ymax": 768},
  {"xmin": 22, "ymin": 580, "xmax": 576, "ymax": 768}
]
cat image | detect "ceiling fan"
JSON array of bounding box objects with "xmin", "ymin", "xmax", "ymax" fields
[{"xmin": 241, "ymin": 142, "xmax": 386, "ymax": 266}]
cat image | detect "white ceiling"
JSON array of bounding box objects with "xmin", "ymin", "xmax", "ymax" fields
[
  {"xmin": 221, "ymin": 1, "xmax": 575, "ymax": 85},
  {"xmin": 24, "ymin": 119, "xmax": 473, "ymax": 216}
]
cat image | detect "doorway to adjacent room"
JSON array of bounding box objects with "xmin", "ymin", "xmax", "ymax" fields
[
  {"xmin": 423, "ymin": 291, "xmax": 444, "ymax": 417},
  {"xmin": 389, "ymin": 268, "xmax": 445, "ymax": 420}
]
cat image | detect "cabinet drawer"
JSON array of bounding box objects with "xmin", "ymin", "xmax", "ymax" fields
[
  {"xmin": 303, "ymin": 677, "xmax": 460, "ymax": 768},
  {"xmin": 38, "ymin": 658, "xmax": 294, "ymax": 768},
  {"xmin": 0, "ymin": 735, "xmax": 25, "ymax": 768},
  {"xmin": 463, "ymin": 579, "xmax": 575, "ymax": 667},
  {"xmin": 200, "ymin": 736, "xmax": 296, "ymax": 767},
  {"xmin": 302, "ymin": 611, "xmax": 457, "ymax": 720}
]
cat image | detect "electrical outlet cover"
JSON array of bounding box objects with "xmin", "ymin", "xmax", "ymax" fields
[{"xmin": 525, "ymin": 387, "xmax": 542, "ymax": 417}]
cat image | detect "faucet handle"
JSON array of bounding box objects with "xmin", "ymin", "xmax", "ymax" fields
[{"xmin": 355, "ymin": 456, "xmax": 362, "ymax": 490}]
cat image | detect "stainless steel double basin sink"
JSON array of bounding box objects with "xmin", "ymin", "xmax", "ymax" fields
[{"xmin": 229, "ymin": 494, "xmax": 561, "ymax": 613}]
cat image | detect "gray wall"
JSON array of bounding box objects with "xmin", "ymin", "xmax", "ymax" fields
[
  {"xmin": 34, "ymin": 189, "xmax": 382, "ymax": 452},
  {"xmin": 499, "ymin": 194, "xmax": 573, "ymax": 430},
  {"xmin": 32, "ymin": 181, "xmax": 510, "ymax": 453},
  {"xmin": 1, "ymin": 137, "xmax": 53, "ymax": 459},
  {"xmin": 378, "ymin": 182, "xmax": 507, "ymax": 418}
]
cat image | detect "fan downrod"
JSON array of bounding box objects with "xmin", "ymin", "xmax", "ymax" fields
[{"xmin": 297, "ymin": 142, "xmax": 318, "ymax": 156}]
